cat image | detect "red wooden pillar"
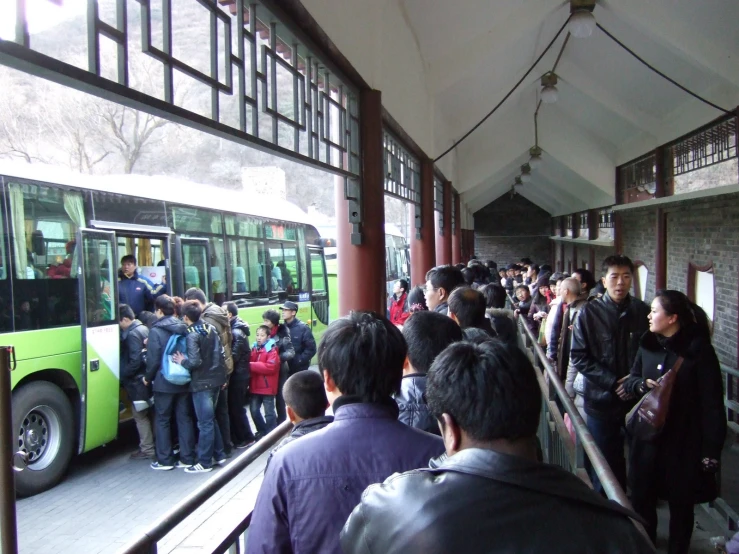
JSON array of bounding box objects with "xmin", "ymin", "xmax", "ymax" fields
[
  {"xmin": 410, "ymin": 159, "xmax": 436, "ymax": 286},
  {"xmin": 452, "ymin": 192, "xmax": 462, "ymax": 264},
  {"xmin": 336, "ymin": 89, "xmax": 386, "ymax": 316}
]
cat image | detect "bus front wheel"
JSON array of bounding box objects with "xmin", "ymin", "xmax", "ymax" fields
[{"xmin": 12, "ymin": 381, "xmax": 75, "ymax": 497}]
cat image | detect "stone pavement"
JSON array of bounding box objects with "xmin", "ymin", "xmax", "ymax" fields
[{"xmin": 15, "ymin": 423, "xmax": 268, "ymax": 554}]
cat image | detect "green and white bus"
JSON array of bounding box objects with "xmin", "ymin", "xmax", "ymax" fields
[{"xmin": 0, "ymin": 162, "xmax": 329, "ymax": 496}]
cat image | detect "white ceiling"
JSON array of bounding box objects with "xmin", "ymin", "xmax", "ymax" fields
[{"xmin": 398, "ymin": 0, "xmax": 739, "ymax": 215}]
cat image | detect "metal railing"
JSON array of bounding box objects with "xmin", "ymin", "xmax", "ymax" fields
[
  {"xmin": 119, "ymin": 420, "xmax": 292, "ymax": 554},
  {"xmin": 513, "ymin": 314, "xmax": 632, "ymax": 504},
  {"xmin": 700, "ymin": 364, "xmax": 739, "ymax": 533},
  {"xmin": 722, "ymin": 364, "xmax": 739, "ymax": 432}
]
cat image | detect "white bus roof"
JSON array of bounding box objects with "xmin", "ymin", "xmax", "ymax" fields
[{"xmin": 0, "ymin": 161, "xmax": 313, "ymax": 226}]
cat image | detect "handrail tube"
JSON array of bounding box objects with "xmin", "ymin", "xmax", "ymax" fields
[
  {"xmin": 516, "ymin": 318, "xmax": 633, "ymax": 510},
  {"xmin": 0, "ymin": 346, "xmax": 19, "ymax": 554},
  {"xmin": 720, "ymin": 365, "xmax": 739, "ymax": 379},
  {"xmin": 211, "ymin": 512, "xmax": 252, "ymax": 554},
  {"xmin": 118, "ymin": 420, "xmax": 292, "ymax": 554}
]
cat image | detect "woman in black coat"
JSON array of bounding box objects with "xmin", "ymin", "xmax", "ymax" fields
[{"xmin": 618, "ymin": 290, "xmax": 726, "ymax": 554}]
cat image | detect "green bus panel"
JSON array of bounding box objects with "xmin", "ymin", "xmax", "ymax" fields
[{"xmin": 5, "ymin": 327, "xmax": 82, "ymax": 389}]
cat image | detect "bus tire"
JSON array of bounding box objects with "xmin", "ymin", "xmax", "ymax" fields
[{"xmin": 12, "ymin": 381, "xmax": 75, "ymax": 497}]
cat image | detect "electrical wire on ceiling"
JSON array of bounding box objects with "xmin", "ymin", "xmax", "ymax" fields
[
  {"xmin": 434, "ymin": 16, "xmax": 572, "ymax": 162},
  {"xmin": 595, "ymin": 23, "xmax": 734, "ymax": 116},
  {"xmin": 435, "ymin": 13, "xmax": 735, "ymax": 162}
]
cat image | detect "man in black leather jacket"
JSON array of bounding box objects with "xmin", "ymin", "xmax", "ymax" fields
[
  {"xmin": 395, "ymin": 311, "xmax": 463, "ymax": 435},
  {"xmin": 341, "ymin": 341, "xmax": 653, "ymax": 554},
  {"xmin": 570, "ymin": 255, "xmax": 649, "ymax": 492}
]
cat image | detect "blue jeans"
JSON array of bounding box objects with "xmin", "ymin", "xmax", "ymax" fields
[
  {"xmin": 249, "ymin": 394, "xmax": 276, "ymax": 435},
  {"xmin": 192, "ymin": 387, "xmax": 226, "ymax": 468},
  {"xmin": 153, "ymin": 391, "xmax": 196, "ymax": 465},
  {"xmin": 585, "ymin": 415, "xmax": 627, "ymax": 495}
]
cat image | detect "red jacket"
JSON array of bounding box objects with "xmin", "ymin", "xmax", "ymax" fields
[
  {"xmin": 249, "ymin": 338, "xmax": 280, "ymax": 395},
  {"xmin": 388, "ymin": 293, "xmax": 410, "ymax": 326}
]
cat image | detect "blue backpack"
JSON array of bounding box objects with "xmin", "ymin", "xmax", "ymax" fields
[{"xmin": 161, "ymin": 334, "xmax": 190, "ymax": 385}]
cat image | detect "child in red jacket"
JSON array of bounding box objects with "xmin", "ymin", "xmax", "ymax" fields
[{"xmin": 249, "ymin": 325, "xmax": 280, "ymax": 436}]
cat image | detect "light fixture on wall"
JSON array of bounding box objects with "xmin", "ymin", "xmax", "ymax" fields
[
  {"xmin": 540, "ymin": 72, "xmax": 559, "ymax": 104},
  {"xmin": 528, "ymin": 146, "xmax": 542, "ymax": 170},
  {"xmin": 569, "ymin": 0, "xmax": 596, "ymax": 39},
  {"xmin": 520, "ymin": 163, "xmax": 532, "ymax": 184}
]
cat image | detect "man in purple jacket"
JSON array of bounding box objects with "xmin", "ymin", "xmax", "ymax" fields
[{"xmin": 246, "ymin": 311, "xmax": 444, "ymax": 554}]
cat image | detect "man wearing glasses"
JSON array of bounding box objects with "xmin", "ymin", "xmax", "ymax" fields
[{"xmin": 424, "ymin": 265, "xmax": 465, "ymax": 315}]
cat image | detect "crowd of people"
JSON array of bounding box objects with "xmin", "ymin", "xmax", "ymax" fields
[
  {"xmin": 118, "ymin": 250, "xmax": 728, "ymax": 553},
  {"xmin": 117, "ymin": 254, "xmax": 316, "ymax": 473}
]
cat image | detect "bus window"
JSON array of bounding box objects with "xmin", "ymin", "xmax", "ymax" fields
[
  {"xmin": 210, "ymin": 237, "xmax": 226, "ymax": 304},
  {"xmin": 7, "ymin": 183, "xmax": 82, "ymax": 330},
  {"xmin": 0, "ymin": 192, "xmax": 10, "ymax": 333},
  {"xmin": 228, "ymin": 238, "xmax": 267, "ymax": 298}
]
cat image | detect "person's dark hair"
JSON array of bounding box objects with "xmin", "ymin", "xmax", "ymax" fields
[
  {"xmin": 601, "ymin": 255, "xmax": 635, "ymax": 275},
  {"xmin": 514, "ymin": 284, "xmax": 529, "ymax": 295},
  {"xmin": 182, "ymin": 300, "xmax": 202, "ymax": 323},
  {"xmin": 183, "ymin": 287, "xmax": 207, "ymax": 305},
  {"xmin": 262, "ymin": 309, "xmax": 280, "ymax": 326},
  {"xmin": 397, "ymin": 279, "xmax": 408, "ymax": 293},
  {"xmin": 407, "ymin": 286, "xmax": 428, "ymax": 313},
  {"xmin": 461, "ymin": 267, "xmax": 474, "ymax": 286},
  {"xmin": 118, "ymin": 304, "xmax": 135, "ymax": 321},
  {"xmin": 172, "ymin": 296, "xmax": 185, "ymax": 317},
  {"xmin": 485, "ymin": 260, "xmax": 497, "ymax": 271},
  {"xmin": 540, "ymin": 264, "xmax": 552, "ymax": 274},
  {"xmin": 120, "ymin": 254, "xmax": 136, "ymax": 265},
  {"xmin": 426, "ymin": 341, "xmax": 541, "ymax": 441},
  {"xmin": 655, "ymin": 289, "xmax": 711, "ymax": 340},
  {"xmin": 425, "ymin": 265, "xmax": 465, "ymax": 295},
  {"xmin": 572, "ymin": 268, "xmax": 597, "ymax": 292},
  {"xmin": 549, "ymin": 272, "xmax": 564, "ymax": 286},
  {"xmin": 317, "ymin": 311, "xmax": 406, "ymax": 402},
  {"xmin": 448, "ymin": 286, "xmax": 487, "ymax": 328},
  {"xmin": 528, "ymin": 263, "xmax": 540, "ymax": 274},
  {"xmin": 519, "ymin": 258, "xmax": 533, "ymax": 266},
  {"xmin": 480, "ymin": 283, "xmax": 506, "ymax": 309},
  {"xmin": 256, "ymin": 324, "xmax": 271, "ymax": 337},
  {"xmin": 402, "ymin": 311, "xmax": 463, "ymax": 374},
  {"xmin": 138, "ymin": 310, "xmax": 157, "ymax": 328},
  {"xmin": 154, "ymin": 295, "xmax": 176, "ymax": 317},
  {"xmin": 455, "ymin": 263, "xmax": 466, "ymax": 271},
  {"xmin": 283, "ymin": 370, "xmax": 328, "ymax": 420},
  {"xmin": 224, "ymin": 302, "xmax": 239, "ymax": 318}
]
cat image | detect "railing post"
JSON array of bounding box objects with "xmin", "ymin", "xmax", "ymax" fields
[{"xmin": 0, "ymin": 346, "xmax": 19, "ymax": 554}]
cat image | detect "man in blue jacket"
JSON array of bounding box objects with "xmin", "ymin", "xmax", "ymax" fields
[
  {"xmin": 118, "ymin": 254, "xmax": 166, "ymax": 317},
  {"xmin": 280, "ymin": 301, "xmax": 316, "ymax": 375},
  {"xmin": 247, "ymin": 311, "xmax": 444, "ymax": 554}
]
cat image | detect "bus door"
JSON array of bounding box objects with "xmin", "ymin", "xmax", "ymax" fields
[
  {"xmin": 77, "ymin": 229, "xmax": 120, "ymax": 452},
  {"xmin": 175, "ymin": 236, "xmax": 211, "ymax": 299},
  {"xmin": 307, "ymin": 246, "xmax": 329, "ymax": 333}
]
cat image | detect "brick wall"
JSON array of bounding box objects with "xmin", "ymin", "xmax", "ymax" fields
[
  {"xmin": 474, "ymin": 194, "xmax": 551, "ymax": 267},
  {"xmin": 620, "ymin": 193, "xmax": 739, "ymax": 368},
  {"xmin": 621, "ymin": 209, "xmax": 658, "ymax": 303}
]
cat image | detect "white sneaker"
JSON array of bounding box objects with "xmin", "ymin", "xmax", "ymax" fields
[
  {"xmin": 215, "ymin": 458, "xmax": 228, "ymax": 466},
  {"xmin": 175, "ymin": 461, "xmax": 193, "ymax": 469},
  {"xmin": 184, "ymin": 463, "xmax": 212, "ymax": 474}
]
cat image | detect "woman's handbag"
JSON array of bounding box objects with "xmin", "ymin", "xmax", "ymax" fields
[{"xmin": 625, "ymin": 356, "xmax": 684, "ymax": 441}]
